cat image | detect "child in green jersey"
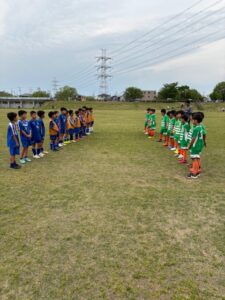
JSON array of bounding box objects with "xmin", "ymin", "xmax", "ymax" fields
[
  {"xmin": 178, "ymin": 114, "xmax": 190, "ymax": 164},
  {"xmin": 144, "ymin": 108, "xmax": 151, "ymax": 135},
  {"xmin": 148, "ymin": 109, "xmax": 156, "ymax": 139},
  {"xmin": 187, "ymin": 113, "xmax": 205, "ymax": 179},
  {"xmin": 164, "ymin": 111, "xmax": 176, "ymax": 148},
  {"xmin": 173, "ymin": 110, "xmax": 183, "ymax": 153},
  {"xmin": 158, "ymin": 109, "xmax": 169, "ymax": 142}
]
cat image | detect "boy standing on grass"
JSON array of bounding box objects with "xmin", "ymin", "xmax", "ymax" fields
[
  {"xmin": 18, "ymin": 110, "xmax": 32, "ymax": 164},
  {"xmin": 158, "ymin": 109, "xmax": 169, "ymax": 142},
  {"xmin": 58, "ymin": 107, "xmax": 67, "ymax": 146},
  {"xmin": 68, "ymin": 110, "xmax": 75, "ymax": 142},
  {"xmin": 144, "ymin": 108, "xmax": 150, "ymax": 135},
  {"xmin": 7, "ymin": 112, "xmax": 21, "ymax": 169},
  {"xmin": 74, "ymin": 110, "xmax": 81, "ymax": 141},
  {"xmin": 29, "ymin": 111, "xmax": 42, "ymax": 159},
  {"xmin": 173, "ymin": 110, "xmax": 183, "ymax": 154},
  {"xmin": 178, "ymin": 114, "xmax": 190, "ymax": 164},
  {"xmin": 48, "ymin": 111, "xmax": 59, "ymax": 151},
  {"xmin": 187, "ymin": 113, "xmax": 204, "ymax": 179},
  {"xmin": 164, "ymin": 111, "xmax": 175, "ymax": 148},
  {"xmin": 148, "ymin": 109, "xmax": 156, "ymax": 139},
  {"xmin": 37, "ymin": 110, "xmax": 48, "ymax": 157},
  {"xmin": 89, "ymin": 107, "xmax": 95, "ymax": 133}
]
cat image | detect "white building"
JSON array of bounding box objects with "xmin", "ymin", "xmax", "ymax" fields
[{"xmin": 0, "ymin": 97, "xmax": 53, "ymax": 108}]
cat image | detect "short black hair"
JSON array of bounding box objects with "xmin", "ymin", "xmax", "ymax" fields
[
  {"xmin": 30, "ymin": 111, "xmax": 36, "ymax": 116},
  {"xmin": 75, "ymin": 110, "xmax": 79, "ymax": 115},
  {"xmin": 48, "ymin": 111, "xmax": 55, "ymax": 118},
  {"xmin": 60, "ymin": 107, "xmax": 67, "ymax": 112},
  {"xmin": 37, "ymin": 110, "xmax": 45, "ymax": 118},
  {"xmin": 181, "ymin": 114, "xmax": 189, "ymax": 122},
  {"xmin": 69, "ymin": 110, "xmax": 74, "ymax": 115},
  {"xmin": 18, "ymin": 110, "xmax": 27, "ymax": 117},
  {"xmin": 7, "ymin": 112, "xmax": 17, "ymax": 122},
  {"xmin": 196, "ymin": 111, "xmax": 205, "ymax": 120},
  {"xmin": 193, "ymin": 113, "xmax": 203, "ymax": 123},
  {"xmin": 161, "ymin": 109, "xmax": 166, "ymax": 114}
]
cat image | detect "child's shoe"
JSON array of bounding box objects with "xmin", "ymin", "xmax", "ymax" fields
[
  {"xmin": 33, "ymin": 155, "xmax": 40, "ymax": 159},
  {"xmin": 39, "ymin": 153, "xmax": 45, "ymax": 158},
  {"xmin": 25, "ymin": 157, "xmax": 32, "ymax": 162},
  {"xmin": 44, "ymin": 151, "xmax": 49, "ymax": 154},
  {"xmin": 20, "ymin": 158, "xmax": 26, "ymax": 164}
]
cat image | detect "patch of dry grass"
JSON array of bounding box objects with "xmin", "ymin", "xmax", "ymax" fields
[{"xmin": 0, "ymin": 106, "xmax": 225, "ymax": 299}]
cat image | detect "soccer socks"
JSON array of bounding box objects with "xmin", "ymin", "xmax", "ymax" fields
[{"xmin": 32, "ymin": 148, "xmax": 36, "ymax": 156}]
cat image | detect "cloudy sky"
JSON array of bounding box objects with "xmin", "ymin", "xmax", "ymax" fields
[{"xmin": 0, "ymin": 0, "xmax": 224, "ymax": 96}]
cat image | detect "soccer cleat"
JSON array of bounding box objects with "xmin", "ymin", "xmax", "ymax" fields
[
  {"xmin": 43, "ymin": 151, "xmax": 49, "ymax": 154},
  {"xmin": 187, "ymin": 173, "xmax": 199, "ymax": 179},
  {"xmin": 145, "ymin": 132, "xmax": 149, "ymax": 135},
  {"xmin": 174, "ymin": 149, "xmax": 179, "ymax": 154},
  {"xmin": 33, "ymin": 155, "xmax": 40, "ymax": 159},
  {"xmin": 10, "ymin": 164, "xmax": 21, "ymax": 169},
  {"xmin": 25, "ymin": 157, "xmax": 32, "ymax": 162},
  {"xmin": 178, "ymin": 154, "xmax": 183, "ymax": 159},
  {"xmin": 58, "ymin": 143, "xmax": 63, "ymax": 147},
  {"xmin": 178, "ymin": 160, "xmax": 187, "ymax": 164},
  {"xmin": 20, "ymin": 158, "xmax": 26, "ymax": 164},
  {"xmin": 170, "ymin": 147, "xmax": 176, "ymax": 151},
  {"xmin": 39, "ymin": 153, "xmax": 45, "ymax": 158}
]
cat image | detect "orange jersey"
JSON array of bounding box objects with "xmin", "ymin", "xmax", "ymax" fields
[
  {"xmin": 66, "ymin": 116, "xmax": 74, "ymax": 130},
  {"xmin": 74, "ymin": 116, "xmax": 81, "ymax": 128},
  {"xmin": 49, "ymin": 120, "xmax": 59, "ymax": 135}
]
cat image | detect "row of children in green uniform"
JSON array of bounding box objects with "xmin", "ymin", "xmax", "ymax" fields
[{"xmin": 144, "ymin": 108, "xmax": 206, "ymax": 179}]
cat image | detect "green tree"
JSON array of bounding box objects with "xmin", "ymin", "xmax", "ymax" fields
[
  {"xmin": 55, "ymin": 86, "xmax": 78, "ymax": 101},
  {"xmin": 210, "ymin": 82, "xmax": 225, "ymax": 101},
  {"xmin": 32, "ymin": 90, "xmax": 50, "ymax": 97},
  {"xmin": 124, "ymin": 87, "xmax": 144, "ymax": 101},
  {"xmin": 0, "ymin": 91, "xmax": 13, "ymax": 97},
  {"xmin": 158, "ymin": 82, "xmax": 179, "ymax": 100},
  {"xmin": 188, "ymin": 89, "xmax": 203, "ymax": 102}
]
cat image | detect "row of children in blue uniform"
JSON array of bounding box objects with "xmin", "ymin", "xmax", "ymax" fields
[{"xmin": 6, "ymin": 107, "xmax": 94, "ymax": 169}]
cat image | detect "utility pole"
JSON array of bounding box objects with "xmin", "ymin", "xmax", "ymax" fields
[
  {"xmin": 96, "ymin": 49, "xmax": 112, "ymax": 100},
  {"xmin": 52, "ymin": 77, "xmax": 59, "ymax": 98}
]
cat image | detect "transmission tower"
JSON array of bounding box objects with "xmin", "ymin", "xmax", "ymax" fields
[
  {"xmin": 96, "ymin": 49, "xmax": 112, "ymax": 99},
  {"xmin": 52, "ymin": 77, "xmax": 59, "ymax": 98}
]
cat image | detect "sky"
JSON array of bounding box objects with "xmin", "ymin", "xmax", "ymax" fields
[{"xmin": 0, "ymin": 0, "xmax": 224, "ymax": 96}]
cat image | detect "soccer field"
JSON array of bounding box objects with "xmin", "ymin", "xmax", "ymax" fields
[{"xmin": 0, "ymin": 103, "xmax": 225, "ymax": 299}]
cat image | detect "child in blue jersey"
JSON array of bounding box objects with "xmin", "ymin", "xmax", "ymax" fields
[
  {"xmin": 7, "ymin": 112, "xmax": 21, "ymax": 169},
  {"xmin": 29, "ymin": 111, "xmax": 42, "ymax": 159},
  {"xmin": 54, "ymin": 111, "xmax": 60, "ymax": 149},
  {"xmin": 37, "ymin": 110, "xmax": 48, "ymax": 157},
  {"xmin": 18, "ymin": 110, "xmax": 32, "ymax": 164},
  {"xmin": 58, "ymin": 107, "xmax": 67, "ymax": 146}
]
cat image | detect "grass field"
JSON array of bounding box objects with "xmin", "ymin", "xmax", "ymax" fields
[{"xmin": 0, "ymin": 102, "xmax": 225, "ymax": 299}]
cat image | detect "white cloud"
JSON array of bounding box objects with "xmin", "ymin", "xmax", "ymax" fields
[{"xmin": 0, "ymin": 0, "xmax": 224, "ymax": 95}]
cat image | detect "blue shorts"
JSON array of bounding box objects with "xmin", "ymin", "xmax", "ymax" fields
[
  {"xmin": 59, "ymin": 127, "xmax": 66, "ymax": 135},
  {"xmin": 74, "ymin": 128, "xmax": 80, "ymax": 135},
  {"xmin": 50, "ymin": 135, "xmax": 58, "ymax": 141},
  {"xmin": 21, "ymin": 137, "xmax": 31, "ymax": 148},
  {"xmin": 9, "ymin": 146, "xmax": 20, "ymax": 156},
  {"xmin": 68, "ymin": 129, "xmax": 74, "ymax": 135},
  {"xmin": 31, "ymin": 139, "xmax": 42, "ymax": 144}
]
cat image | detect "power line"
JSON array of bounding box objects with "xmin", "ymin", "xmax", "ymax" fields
[
  {"xmin": 110, "ymin": 0, "xmax": 205, "ymax": 56},
  {"xmin": 113, "ymin": 0, "xmax": 224, "ymax": 67},
  {"xmin": 113, "ymin": 30, "xmax": 225, "ymax": 77},
  {"xmin": 113, "ymin": 7, "xmax": 225, "ymax": 71}
]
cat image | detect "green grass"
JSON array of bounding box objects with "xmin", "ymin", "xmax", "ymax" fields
[{"xmin": 0, "ymin": 103, "xmax": 225, "ymax": 299}]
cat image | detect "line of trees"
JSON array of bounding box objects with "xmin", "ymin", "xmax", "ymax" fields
[{"xmin": 1, "ymin": 81, "xmax": 225, "ymax": 102}]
